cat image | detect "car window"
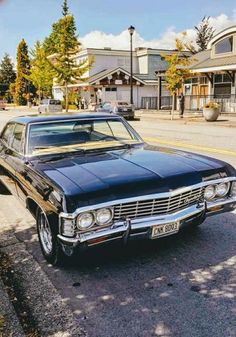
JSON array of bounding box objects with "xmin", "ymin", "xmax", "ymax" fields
[
  {"xmin": 49, "ymin": 100, "xmax": 61, "ymax": 105},
  {"xmin": 118, "ymin": 102, "xmax": 128, "ymax": 105},
  {"xmin": 1, "ymin": 123, "xmax": 15, "ymax": 146},
  {"xmin": 93, "ymin": 121, "xmax": 113, "ymax": 136},
  {"xmin": 103, "ymin": 103, "xmax": 112, "ymax": 109},
  {"xmin": 41, "ymin": 99, "xmax": 49, "ymax": 105},
  {"xmin": 28, "ymin": 118, "xmax": 141, "ymax": 155},
  {"xmin": 107, "ymin": 120, "xmax": 134, "ymax": 139},
  {"xmin": 12, "ymin": 123, "xmax": 25, "ymax": 153}
]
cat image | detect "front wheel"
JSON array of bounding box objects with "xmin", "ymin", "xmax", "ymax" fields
[{"xmin": 36, "ymin": 208, "xmax": 65, "ymax": 265}]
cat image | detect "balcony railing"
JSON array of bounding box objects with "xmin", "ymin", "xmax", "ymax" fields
[{"xmin": 141, "ymin": 95, "xmax": 236, "ymax": 113}]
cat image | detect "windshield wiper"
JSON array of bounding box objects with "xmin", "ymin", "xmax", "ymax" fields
[
  {"xmin": 38, "ymin": 149, "xmax": 85, "ymax": 163},
  {"xmin": 39, "ymin": 155, "xmax": 67, "ymax": 163},
  {"xmin": 34, "ymin": 146, "xmax": 54, "ymax": 150}
]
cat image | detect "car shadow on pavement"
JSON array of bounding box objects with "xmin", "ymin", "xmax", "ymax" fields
[{"xmin": 10, "ymin": 210, "xmax": 236, "ymax": 337}]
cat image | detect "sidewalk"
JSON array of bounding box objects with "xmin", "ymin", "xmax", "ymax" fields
[
  {"xmin": 135, "ymin": 109, "xmax": 236, "ymax": 127},
  {"xmin": 3, "ymin": 105, "xmax": 236, "ymax": 128}
]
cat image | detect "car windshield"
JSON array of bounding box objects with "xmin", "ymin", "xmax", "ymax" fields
[
  {"xmin": 117, "ymin": 102, "xmax": 129, "ymax": 105},
  {"xmin": 27, "ymin": 118, "xmax": 142, "ymax": 155}
]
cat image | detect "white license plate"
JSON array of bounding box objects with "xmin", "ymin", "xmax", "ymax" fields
[
  {"xmin": 152, "ymin": 222, "xmax": 180, "ymax": 238},
  {"xmin": 123, "ymin": 108, "xmax": 127, "ymax": 111}
]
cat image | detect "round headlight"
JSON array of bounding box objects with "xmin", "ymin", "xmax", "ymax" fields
[
  {"xmin": 215, "ymin": 182, "xmax": 229, "ymax": 197},
  {"xmin": 77, "ymin": 212, "xmax": 94, "ymax": 230},
  {"xmin": 204, "ymin": 185, "xmax": 215, "ymax": 201},
  {"xmin": 231, "ymin": 181, "xmax": 236, "ymax": 196},
  {"xmin": 96, "ymin": 208, "xmax": 113, "ymax": 225}
]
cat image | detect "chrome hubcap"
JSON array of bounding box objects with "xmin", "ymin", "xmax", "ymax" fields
[{"xmin": 38, "ymin": 212, "xmax": 53, "ymax": 254}]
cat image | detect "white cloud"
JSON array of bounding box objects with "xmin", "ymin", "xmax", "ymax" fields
[{"xmin": 80, "ymin": 13, "xmax": 236, "ymax": 50}]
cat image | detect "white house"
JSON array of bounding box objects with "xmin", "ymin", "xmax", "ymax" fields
[{"xmin": 52, "ymin": 47, "xmax": 176, "ymax": 108}]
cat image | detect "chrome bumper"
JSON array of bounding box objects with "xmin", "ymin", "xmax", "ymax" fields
[{"xmin": 57, "ymin": 197, "xmax": 236, "ymax": 247}]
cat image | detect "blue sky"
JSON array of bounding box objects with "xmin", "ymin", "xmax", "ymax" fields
[{"xmin": 0, "ymin": 0, "xmax": 236, "ymax": 60}]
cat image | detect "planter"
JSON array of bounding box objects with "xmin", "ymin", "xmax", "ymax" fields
[{"xmin": 203, "ymin": 107, "xmax": 219, "ymax": 122}]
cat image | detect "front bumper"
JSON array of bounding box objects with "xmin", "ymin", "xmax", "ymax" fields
[{"xmin": 57, "ymin": 196, "xmax": 236, "ymax": 249}]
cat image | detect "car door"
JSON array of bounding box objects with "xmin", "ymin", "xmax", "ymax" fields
[
  {"xmin": 0, "ymin": 122, "xmax": 18, "ymax": 196},
  {"xmin": 9, "ymin": 123, "xmax": 30, "ymax": 202}
]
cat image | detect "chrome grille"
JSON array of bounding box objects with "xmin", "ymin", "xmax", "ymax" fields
[{"xmin": 114, "ymin": 187, "xmax": 203, "ymax": 221}]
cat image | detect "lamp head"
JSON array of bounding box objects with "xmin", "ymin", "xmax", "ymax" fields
[{"xmin": 128, "ymin": 25, "xmax": 135, "ymax": 36}]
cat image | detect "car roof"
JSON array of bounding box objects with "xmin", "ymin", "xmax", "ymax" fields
[{"xmin": 9, "ymin": 113, "xmax": 121, "ymax": 125}]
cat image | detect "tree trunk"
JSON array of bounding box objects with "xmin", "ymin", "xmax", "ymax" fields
[
  {"xmin": 38, "ymin": 87, "xmax": 41, "ymax": 103},
  {"xmin": 171, "ymin": 94, "xmax": 175, "ymax": 120},
  {"xmin": 65, "ymin": 83, "xmax": 69, "ymax": 112}
]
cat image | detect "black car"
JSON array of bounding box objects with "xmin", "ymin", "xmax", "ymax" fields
[{"xmin": 0, "ymin": 113, "xmax": 235, "ymax": 265}]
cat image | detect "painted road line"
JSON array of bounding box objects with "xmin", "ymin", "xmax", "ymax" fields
[{"xmin": 145, "ymin": 137, "xmax": 236, "ymax": 157}]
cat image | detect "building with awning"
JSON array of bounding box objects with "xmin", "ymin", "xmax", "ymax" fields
[
  {"xmin": 154, "ymin": 25, "xmax": 236, "ymax": 113},
  {"xmin": 52, "ymin": 47, "xmax": 178, "ymax": 109},
  {"xmin": 162, "ymin": 26, "xmax": 236, "ymax": 113}
]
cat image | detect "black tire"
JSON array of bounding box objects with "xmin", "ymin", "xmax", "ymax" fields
[{"xmin": 36, "ymin": 208, "xmax": 65, "ymax": 265}]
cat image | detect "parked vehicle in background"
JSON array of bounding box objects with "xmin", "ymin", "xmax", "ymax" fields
[
  {"xmin": 96, "ymin": 101, "xmax": 135, "ymax": 119},
  {"xmin": 38, "ymin": 99, "xmax": 63, "ymax": 114},
  {"xmin": 0, "ymin": 113, "xmax": 235, "ymax": 266},
  {"xmin": 0, "ymin": 100, "xmax": 6, "ymax": 110}
]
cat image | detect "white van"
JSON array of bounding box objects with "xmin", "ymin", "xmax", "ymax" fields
[{"xmin": 38, "ymin": 99, "xmax": 63, "ymax": 114}]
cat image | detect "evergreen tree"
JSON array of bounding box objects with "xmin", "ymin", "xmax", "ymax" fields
[
  {"xmin": 26, "ymin": 41, "xmax": 54, "ymax": 100},
  {"xmin": 48, "ymin": 15, "xmax": 93, "ymax": 111},
  {"xmin": 15, "ymin": 39, "xmax": 31, "ymax": 105},
  {"xmin": 162, "ymin": 33, "xmax": 191, "ymax": 119},
  {"xmin": 195, "ymin": 16, "xmax": 215, "ymax": 52},
  {"xmin": 43, "ymin": 16, "xmax": 78, "ymax": 55},
  {"xmin": 0, "ymin": 54, "xmax": 16, "ymax": 90},
  {"xmin": 62, "ymin": 0, "xmax": 69, "ymax": 16}
]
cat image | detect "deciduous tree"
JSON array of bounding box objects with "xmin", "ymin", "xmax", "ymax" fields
[
  {"xmin": 163, "ymin": 33, "xmax": 192, "ymax": 119},
  {"xmin": 26, "ymin": 41, "xmax": 54, "ymax": 100}
]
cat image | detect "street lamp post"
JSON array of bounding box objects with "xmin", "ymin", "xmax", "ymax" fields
[{"xmin": 128, "ymin": 25, "xmax": 135, "ymax": 105}]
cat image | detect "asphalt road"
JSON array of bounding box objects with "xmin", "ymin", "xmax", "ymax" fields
[{"xmin": 0, "ymin": 108, "xmax": 236, "ymax": 337}]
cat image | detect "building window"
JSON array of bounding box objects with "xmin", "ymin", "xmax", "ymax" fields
[
  {"xmin": 214, "ymin": 84, "xmax": 231, "ymax": 97},
  {"xmin": 105, "ymin": 88, "xmax": 117, "ymax": 92},
  {"xmin": 214, "ymin": 74, "xmax": 231, "ymax": 83},
  {"xmin": 213, "ymin": 73, "xmax": 231, "ymax": 97},
  {"xmin": 215, "ymin": 36, "xmax": 233, "ymax": 54},
  {"xmin": 199, "ymin": 76, "xmax": 208, "ymax": 84}
]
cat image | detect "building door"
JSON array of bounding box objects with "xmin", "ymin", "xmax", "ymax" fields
[
  {"xmin": 199, "ymin": 85, "xmax": 208, "ymax": 109},
  {"xmin": 119, "ymin": 90, "xmax": 130, "ymax": 102},
  {"xmin": 104, "ymin": 88, "xmax": 117, "ymax": 102},
  {"xmin": 190, "ymin": 84, "xmax": 198, "ymax": 110}
]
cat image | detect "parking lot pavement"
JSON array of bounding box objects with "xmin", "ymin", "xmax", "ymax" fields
[{"xmin": 0, "ymin": 107, "xmax": 236, "ymax": 337}]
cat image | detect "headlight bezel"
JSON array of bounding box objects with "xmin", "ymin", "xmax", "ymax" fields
[
  {"xmin": 215, "ymin": 182, "xmax": 230, "ymax": 198},
  {"xmin": 204, "ymin": 181, "xmax": 232, "ymax": 202},
  {"xmin": 76, "ymin": 212, "xmax": 95, "ymax": 230},
  {"xmin": 96, "ymin": 207, "xmax": 113, "ymax": 226},
  {"xmin": 204, "ymin": 185, "xmax": 216, "ymax": 201},
  {"xmin": 230, "ymin": 181, "xmax": 236, "ymax": 197},
  {"xmin": 76, "ymin": 207, "xmax": 114, "ymax": 231}
]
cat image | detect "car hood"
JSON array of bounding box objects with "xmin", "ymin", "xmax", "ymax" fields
[{"xmin": 34, "ymin": 145, "xmax": 235, "ymax": 213}]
